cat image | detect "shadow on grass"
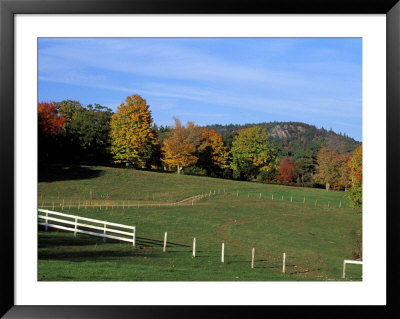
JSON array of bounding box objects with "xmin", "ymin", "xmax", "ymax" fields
[
  {"xmin": 39, "ymin": 233, "xmax": 103, "ymax": 248},
  {"xmin": 254, "ymin": 265, "xmax": 280, "ymax": 269},
  {"xmin": 38, "ymin": 163, "xmax": 104, "ymax": 183},
  {"xmin": 38, "ymin": 248, "xmax": 162, "ymax": 262},
  {"xmin": 39, "ymin": 231, "xmax": 164, "ymax": 262},
  {"xmin": 135, "ymin": 236, "xmax": 190, "ymax": 248},
  {"xmin": 39, "ymin": 230, "xmax": 190, "ymax": 248},
  {"xmin": 226, "ymin": 260, "xmax": 251, "ymax": 264}
]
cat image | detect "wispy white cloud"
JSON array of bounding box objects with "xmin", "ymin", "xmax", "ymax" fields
[
  {"xmin": 39, "ymin": 38, "xmax": 347, "ymax": 90},
  {"xmin": 38, "ymin": 38, "xmax": 362, "ymax": 140},
  {"xmin": 39, "ymin": 70, "xmax": 360, "ymax": 121}
]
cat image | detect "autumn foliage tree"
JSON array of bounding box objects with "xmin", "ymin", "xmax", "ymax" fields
[
  {"xmin": 38, "ymin": 101, "xmax": 67, "ymax": 136},
  {"xmin": 196, "ymin": 128, "xmax": 230, "ymax": 176},
  {"xmin": 346, "ymin": 145, "xmax": 362, "ymax": 208},
  {"xmin": 162, "ymin": 118, "xmax": 201, "ymax": 174},
  {"xmin": 337, "ymin": 153, "xmax": 352, "ymax": 191},
  {"xmin": 313, "ymin": 147, "xmax": 342, "ymax": 190},
  {"xmin": 110, "ymin": 95, "xmax": 158, "ymax": 168},
  {"xmin": 277, "ymin": 157, "xmax": 297, "ymax": 184},
  {"xmin": 230, "ymin": 126, "xmax": 279, "ymax": 180},
  {"xmin": 38, "ymin": 101, "xmax": 67, "ymax": 159}
]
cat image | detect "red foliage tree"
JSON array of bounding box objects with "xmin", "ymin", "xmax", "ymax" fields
[
  {"xmin": 277, "ymin": 157, "xmax": 297, "ymax": 184},
  {"xmin": 38, "ymin": 101, "xmax": 67, "ymax": 160},
  {"xmin": 38, "ymin": 102, "xmax": 67, "ymax": 136}
]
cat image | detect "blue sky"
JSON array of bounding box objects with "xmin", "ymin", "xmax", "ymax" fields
[{"xmin": 38, "ymin": 38, "xmax": 362, "ymax": 141}]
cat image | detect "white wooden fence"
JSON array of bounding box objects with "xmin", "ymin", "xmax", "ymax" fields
[{"xmin": 38, "ymin": 209, "xmax": 136, "ymax": 246}]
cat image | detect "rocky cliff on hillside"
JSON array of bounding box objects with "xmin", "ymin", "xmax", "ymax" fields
[{"xmin": 204, "ymin": 121, "xmax": 360, "ymax": 155}]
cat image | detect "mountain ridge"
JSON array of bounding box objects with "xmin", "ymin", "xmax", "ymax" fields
[{"xmin": 203, "ymin": 121, "xmax": 361, "ymax": 155}]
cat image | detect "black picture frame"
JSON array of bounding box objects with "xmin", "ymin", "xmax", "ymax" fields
[{"xmin": 1, "ymin": 0, "xmax": 399, "ymax": 317}]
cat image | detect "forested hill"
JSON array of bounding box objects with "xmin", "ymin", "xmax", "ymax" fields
[{"xmin": 204, "ymin": 121, "xmax": 361, "ymax": 155}]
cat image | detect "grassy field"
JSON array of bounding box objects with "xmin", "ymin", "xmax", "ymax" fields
[{"xmin": 38, "ymin": 163, "xmax": 362, "ymax": 281}]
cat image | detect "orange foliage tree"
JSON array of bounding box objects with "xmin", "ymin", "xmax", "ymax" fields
[
  {"xmin": 313, "ymin": 147, "xmax": 342, "ymax": 190},
  {"xmin": 337, "ymin": 153, "xmax": 352, "ymax": 190},
  {"xmin": 350, "ymin": 145, "xmax": 362, "ymax": 184},
  {"xmin": 110, "ymin": 95, "xmax": 158, "ymax": 168},
  {"xmin": 162, "ymin": 118, "xmax": 201, "ymax": 174},
  {"xmin": 197, "ymin": 128, "xmax": 230, "ymax": 176}
]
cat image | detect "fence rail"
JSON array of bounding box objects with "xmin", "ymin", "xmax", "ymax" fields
[{"xmin": 38, "ymin": 209, "xmax": 136, "ymax": 246}]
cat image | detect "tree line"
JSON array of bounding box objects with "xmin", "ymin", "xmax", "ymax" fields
[{"xmin": 38, "ymin": 94, "xmax": 362, "ymax": 207}]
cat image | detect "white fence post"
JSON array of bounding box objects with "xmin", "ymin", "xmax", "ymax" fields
[
  {"xmin": 283, "ymin": 253, "xmax": 286, "ymax": 273},
  {"xmin": 163, "ymin": 232, "xmax": 167, "ymax": 252},
  {"xmin": 132, "ymin": 226, "xmax": 136, "ymax": 247},
  {"xmin": 192, "ymin": 238, "xmax": 196, "ymax": 257},
  {"xmin": 103, "ymin": 223, "xmax": 106, "ymax": 242},
  {"xmin": 251, "ymin": 248, "xmax": 255, "ymax": 268},
  {"xmin": 74, "ymin": 217, "xmax": 78, "ymax": 237},
  {"xmin": 45, "ymin": 212, "xmax": 48, "ymax": 231},
  {"xmin": 221, "ymin": 243, "xmax": 225, "ymax": 263},
  {"xmin": 343, "ymin": 260, "xmax": 346, "ymax": 279}
]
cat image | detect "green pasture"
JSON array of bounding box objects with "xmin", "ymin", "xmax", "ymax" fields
[{"xmin": 38, "ymin": 164, "xmax": 362, "ymax": 281}]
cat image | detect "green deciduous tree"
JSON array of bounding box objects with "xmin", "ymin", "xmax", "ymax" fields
[
  {"xmin": 230, "ymin": 126, "xmax": 279, "ymax": 180},
  {"xmin": 69, "ymin": 104, "xmax": 113, "ymax": 159},
  {"xmin": 55, "ymin": 100, "xmax": 113, "ymax": 162},
  {"xmin": 110, "ymin": 95, "xmax": 158, "ymax": 168},
  {"xmin": 291, "ymin": 138, "xmax": 324, "ymax": 186},
  {"xmin": 56, "ymin": 100, "xmax": 83, "ymax": 122}
]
